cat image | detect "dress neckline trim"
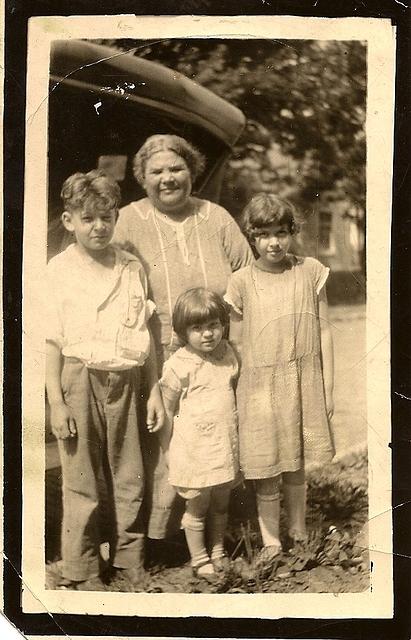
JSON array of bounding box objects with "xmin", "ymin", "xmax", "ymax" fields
[
  {"xmin": 153, "ymin": 209, "xmax": 193, "ymax": 227},
  {"xmin": 178, "ymin": 340, "xmax": 228, "ymax": 363},
  {"xmin": 130, "ymin": 197, "xmax": 210, "ymax": 223},
  {"xmin": 253, "ymin": 254, "xmax": 303, "ymax": 274}
]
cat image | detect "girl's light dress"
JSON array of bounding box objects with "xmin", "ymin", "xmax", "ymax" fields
[
  {"xmin": 160, "ymin": 340, "xmax": 239, "ymax": 494},
  {"xmin": 225, "ymin": 255, "xmax": 335, "ymax": 480}
]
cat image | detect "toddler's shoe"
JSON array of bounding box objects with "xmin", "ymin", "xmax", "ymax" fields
[
  {"xmin": 192, "ymin": 559, "xmax": 218, "ymax": 583},
  {"xmin": 211, "ymin": 554, "xmax": 230, "ymax": 573}
]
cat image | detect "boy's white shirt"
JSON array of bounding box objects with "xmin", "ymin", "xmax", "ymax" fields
[{"xmin": 46, "ymin": 243, "xmax": 155, "ymax": 370}]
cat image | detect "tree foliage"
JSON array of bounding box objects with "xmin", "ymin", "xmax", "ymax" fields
[{"xmin": 98, "ymin": 38, "xmax": 366, "ymax": 219}]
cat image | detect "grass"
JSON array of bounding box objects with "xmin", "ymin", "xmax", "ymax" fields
[{"xmin": 46, "ymin": 448, "xmax": 369, "ymax": 593}]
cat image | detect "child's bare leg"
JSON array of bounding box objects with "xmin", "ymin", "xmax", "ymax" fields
[
  {"xmin": 208, "ymin": 484, "xmax": 231, "ymax": 563},
  {"xmin": 282, "ymin": 468, "xmax": 307, "ymax": 542},
  {"xmin": 183, "ymin": 489, "xmax": 214, "ymax": 576},
  {"xmin": 255, "ymin": 476, "xmax": 282, "ymax": 552}
]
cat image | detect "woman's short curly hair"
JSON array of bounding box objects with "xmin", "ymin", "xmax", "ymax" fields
[
  {"xmin": 61, "ymin": 170, "xmax": 121, "ymax": 213},
  {"xmin": 133, "ymin": 134, "xmax": 206, "ymax": 185},
  {"xmin": 242, "ymin": 193, "xmax": 301, "ymax": 241}
]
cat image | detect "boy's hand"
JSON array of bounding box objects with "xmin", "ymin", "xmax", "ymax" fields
[
  {"xmin": 146, "ymin": 383, "xmax": 165, "ymax": 433},
  {"xmin": 50, "ymin": 401, "xmax": 77, "ymax": 440},
  {"xmin": 163, "ymin": 448, "xmax": 170, "ymax": 468},
  {"xmin": 325, "ymin": 392, "xmax": 334, "ymax": 421}
]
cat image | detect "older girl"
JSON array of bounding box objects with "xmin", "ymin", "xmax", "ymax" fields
[{"xmin": 225, "ymin": 194, "xmax": 335, "ymax": 564}]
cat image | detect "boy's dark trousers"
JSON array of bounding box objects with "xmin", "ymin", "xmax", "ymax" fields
[{"xmin": 58, "ymin": 358, "xmax": 145, "ymax": 582}]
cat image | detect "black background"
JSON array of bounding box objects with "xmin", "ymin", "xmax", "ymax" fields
[{"xmin": 4, "ymin": 0, "xmax": 411, "ymax": 637}]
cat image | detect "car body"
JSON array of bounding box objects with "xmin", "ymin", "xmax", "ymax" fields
[{"xmin": 47, "ymin": 39, "xmax": 246, "ymax": 257}]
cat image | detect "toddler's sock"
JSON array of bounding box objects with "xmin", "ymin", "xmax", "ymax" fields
[
  {"xmin": 283, "ymin": 482, "xmax": 307, "ymax": 541},
  {"xmin": 256, "ymin": 493, "xmax": 281, "ymax": 549},
  {"xmin": 208, "ymin": 511, "xmax": 228, "ymax": 560},
  {"xmin": 182, "ymin": 511, "xmax": 212, "ymax": 571}
]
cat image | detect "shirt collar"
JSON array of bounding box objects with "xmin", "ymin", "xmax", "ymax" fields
[
  {"xmin": 179, "ymin": 340, "xmax": 227, "ymax": 363},
  {"xmin": 68, "ymin": 242, "xmax": 138, "ymax": 269}
]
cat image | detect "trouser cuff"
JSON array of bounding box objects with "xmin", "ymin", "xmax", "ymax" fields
[{"xmin": 62, "ymin": 558, "xmax": 100, "ymax": 582}]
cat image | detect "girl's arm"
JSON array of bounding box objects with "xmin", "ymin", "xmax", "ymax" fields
[
  {"xmin": 229, "ymin": 309, "xmax": 244, "ymax": 364},
  {"xmin": 144, "ymin": 329, "xmax": 165, "ymax": 433},
  {"xmin": 46, "ymin": 341, "xmax": 77, "ymax": 439},
  {"xmin": 319, "ymin": 288, "xmax": 334, "ymax": 420}
]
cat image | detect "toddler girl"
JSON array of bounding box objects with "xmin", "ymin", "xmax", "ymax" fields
[
  {"xmin": 225, "ymin": 193, "xmax": 335, "ymax": 563},
  {"xmin": 159, "ymin": 288, "xmax": 239, "ymax": 580}
]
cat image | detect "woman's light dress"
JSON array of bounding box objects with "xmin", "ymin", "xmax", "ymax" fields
[
  {"xmin": 112, "ymin": 196, "xmax": 252, "ymax": 538},
  {"xmin": 225, "ymin": 256, "xmax": 335, "ymax": 479},
  {"xmin": 113, "ymin": 197, "xmax": 253, "ymax": 367}
]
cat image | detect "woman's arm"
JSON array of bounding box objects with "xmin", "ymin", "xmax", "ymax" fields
[
  {"xmin": 112, "ymin": 206, "xmax": 140, "ymax": 255},
  {"xmin": 218, "ymin": 205, "xmax": 254, "ymax": 270},
  {"xmin": 229, "ymin": 309, "xmax": 244, "ymax": 365},
  {"xmin": 46, "ymin": 341, "xmax": 77, "ymax": 439},
  {"xmin": 318, "ymin": 288, "xmax": 334, "ymax": 420},
  {"xmin": 144, "ymin": 329, "xmax": 165, "ymax": 433}
]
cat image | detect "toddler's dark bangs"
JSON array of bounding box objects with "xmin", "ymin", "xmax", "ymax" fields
[
  {"xmin": 183, "ymin": 302, "xmax": 222, "ymax": 328},
  {"xmin": 173, "ymin": 288, "xmax": 228, "ymax": 342}
]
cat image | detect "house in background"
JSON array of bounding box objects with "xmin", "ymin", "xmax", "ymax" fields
[
  {"xmin": 300, "ymin": 194, "xmax": 364, "ymax": 271},
  {"xmin": 253, "ymin": 143, "xmax": 366, "ymax": 304},
  {"xmin": 298, "ymin": 193, "xmax": 365, "ymax": 304}
]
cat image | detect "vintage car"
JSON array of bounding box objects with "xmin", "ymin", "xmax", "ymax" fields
[{"xmin": 47, "ymin": 39, "xmax": 246, "ymax": 258}]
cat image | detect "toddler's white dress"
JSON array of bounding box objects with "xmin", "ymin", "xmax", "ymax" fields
[{"xmin": 160, "ymin": 340, "xmax": 239, "ymax": 491}]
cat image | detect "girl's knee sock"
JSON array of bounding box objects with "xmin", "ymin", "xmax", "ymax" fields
[
  {"xmin": 256, "ymin": 493, "xmax": 281, "ymax": 549},
  {"xmin": 181, "ymin": 511, "xmax": 210, "ymax": 568},
  {"xmin": 208, "ymin": 511, "xmax": 228, "ymax": 560},
  {"xmin": 282, "ymin": 482, "xmax": 307, "ymax": 540}
]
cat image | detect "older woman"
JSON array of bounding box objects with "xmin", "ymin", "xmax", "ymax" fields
[{"xmin": 113, "ymin": 134, "xmax": 253, "ymax": 540}]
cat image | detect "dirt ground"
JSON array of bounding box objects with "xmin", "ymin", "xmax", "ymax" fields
[
  {"xmin": 46, "ymin": 305, "xmax": 369, "ymax": 594},
  {"xmin": 46, "ymin": 449, "xmax": 369, "ymax": 593},
  {"xmin": 328, "ymin": 305, "xmax": 366, "ymax": 454}
]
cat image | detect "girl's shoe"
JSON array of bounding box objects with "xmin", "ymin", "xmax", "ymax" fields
[
  {"xmin": 255, "ymin": 544, "xmax": 283, "ymax": 578},
  {"xmin": 286, "ymin": 531, "xmax": 308, "ymax": 554}
]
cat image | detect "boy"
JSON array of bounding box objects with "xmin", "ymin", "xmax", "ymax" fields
[{"xmin": 46, "ymin": 170, "xmax": 164, "ymax": 590}]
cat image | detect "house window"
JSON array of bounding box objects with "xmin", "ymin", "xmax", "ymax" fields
[
  {"xmin": 319, "ymin": 210, "xmax": 335, "ymax": 255},
  {"xmin": 97, "ymin": 155, "xmax": 128, "ymax": 182}
]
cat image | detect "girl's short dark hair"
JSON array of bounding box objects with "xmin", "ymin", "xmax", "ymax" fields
[
  {"xmin": 242, "ymin": 193, "xmax": 300, "ymax": 240},
  {"xmin": 172, "ymin": 288, "xmax": 229, "ymax": 343},
  {"xmin": 133, "ymin": 134, "xmax": 206, "ymax": 185},
  {"xmin": 61, "ymin": 170, "xmax": 121, "ymax": 213}
]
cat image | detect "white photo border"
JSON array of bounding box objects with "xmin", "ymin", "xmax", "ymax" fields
[{"xmin": 22, "ymin": 14, "xmax": 394, "ymax": 619}]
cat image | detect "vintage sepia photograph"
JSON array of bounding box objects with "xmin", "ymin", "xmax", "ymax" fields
[{"xmin": 21, "ymin": 15, "xmax": 394, "ymax": 619}]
